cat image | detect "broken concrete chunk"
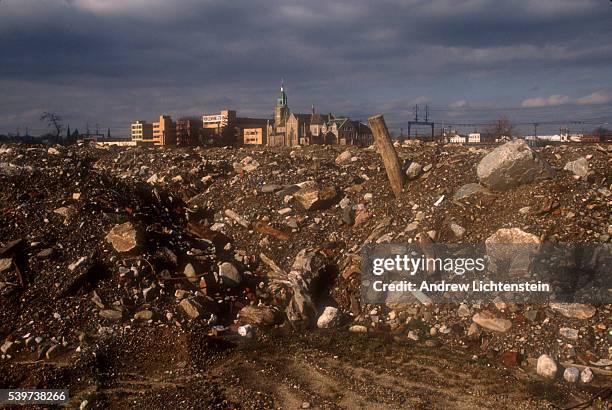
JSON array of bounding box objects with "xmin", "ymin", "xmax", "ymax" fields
[
  {"xmin": 105, "ymin": 222, "xmax": 141, "ymax": 253},
  {"xmin": 294, "ymin": 185, "xmax": 337, "ymax": 211},
  {"xmin": 536, "ymin": 354, "xmax": 558, "ymax": 379},
  {"xmin": 472, "ymin": 311, "xmax": 512, "ymax": 333},
  {"xmin": 476, "ymin": 140, "xmax": 554, "ymax": 191},
  {"xmin": 317, "ymin": 306, "xmax": 341, "ymax": 329},
  {"xmin": 180, "ymin": 298, "xmax": 204, "ymax": 319},
  {"xmin": 218, "ymin": 262, "xmax": 242, "ymax": 286},
  {"xmin": 563, "ymin": 157, "xmax": 589, "ymax": 177},
  {"xmin": 405, "ymin": 162, "xmax": 422, "ymax": 180},
  {"xmin": 549, "ymin": 303, "xmax": 596, "ymax": 319},
  {"xmin": 335, "ymin": 150, "xmax": 352, "ymax": 164}
]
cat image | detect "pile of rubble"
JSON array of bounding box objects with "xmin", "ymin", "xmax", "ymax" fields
[{"xmin": 0, "ymin": 139, "xmax": 610, "ymax": 400}]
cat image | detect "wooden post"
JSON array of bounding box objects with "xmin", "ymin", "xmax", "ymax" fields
[{"xmin": 368, "ymin": 114, "xmax": 404, "ymax": 198}]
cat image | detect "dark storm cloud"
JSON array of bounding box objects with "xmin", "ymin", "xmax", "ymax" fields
[{"xmin": 0, "ymin": 0, "xmax": 611, "ymax": 135}]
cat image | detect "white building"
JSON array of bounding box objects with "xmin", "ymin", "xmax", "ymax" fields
[
  {"xmin": 468, "ymin": 132, "xmax": 481, "ymax": 143},
  {"xmin": 448, "ymin": 134, "xmax": 466, "ymax": 143}
]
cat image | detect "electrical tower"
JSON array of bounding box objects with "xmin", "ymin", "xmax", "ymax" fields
[{"xmin": 406, "ymin": 104, "xmax": 435, "ymax": 141}]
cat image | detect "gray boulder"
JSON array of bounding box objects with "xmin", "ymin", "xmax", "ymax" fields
[{"xmin": 476, "ymin": 140, "xmax": 554, "ymax": 191}]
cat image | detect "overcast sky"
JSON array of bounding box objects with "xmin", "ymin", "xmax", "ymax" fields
[{"xmin": 1, "ymin": 0, "xmax": 611, "ymax": 136}]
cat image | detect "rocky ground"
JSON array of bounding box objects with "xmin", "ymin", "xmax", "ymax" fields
[{"xmin": 0, "ymin": 141, "xmax": 610, "ymax": 409}]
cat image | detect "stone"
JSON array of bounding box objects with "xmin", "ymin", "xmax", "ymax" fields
[
  {"xmin": 580, "ymin": 367, "xmax": 593, "ymax": 383},
  {"xmin": 559, "ymin": 327, "xmax": 579, "ymax": 341},
  {"xmin": 563, "ymin": 157, "xmax": 589, "ymax": 177},
  {"xmin": 342, "ymin": 206, "xmax": 355, "ymax": 225},
  {"xmin": 450, "ymin": 223, "xmax": 466, "ymax": 239},
  {"xmin": 184, "ymin": 263, "xmax": 198, "ymax": 283},
  {"xmin": 1, "ymin": 340, "xmax": 15, "ymax": 355},
  {"xmin": 54, "ymin": 206, "xmax": 75, "ymax": 219},
  {"xmin": 0, "ymin": 258, "xmax": 12, "ymax": 274},
  {"xmin": 518, "ymin": 206, "xmax": 531, "ymax": 215},
  {"xmin": 563, "ymin": 367, "xmax": 580, "ymax": 383},
  {"xmin": 134, "ymin": 310, "xmax": 153, "ymax": 321},
  {"xmin": 47, "ymin": 147, "xmax": 60, "ymax": 155},
  {"xmin": 225, "ymin": 209, "xmax": 250, "ymax": 228},
  {"xmin": 317, "ymin": 306, "xmax": 341, "ymax": 329},
  {"xmin": 276, "ymin": 185, "xmax": 300, "ymax": 198},
  {"xmin": 405, "ymin": 221, "xmax": 419, "ymax": 233},
  {"xmin": 349, "ymin": 325, "xmax": 368, "ymax": 333},
  {"xmin": 476, "ymin": 140, "xmax": 554, "ymax": 191},
  {"xmin": 294, "ymin": 185, "xmax": 337, "ymax": 211},
  {"xmin": 422, "ymin": 164, "xmax": 432, "ymax": 172},
  {"xmin": 238, "ymin": 305, "xmax": 277, "ymax": 326},
  {"xmin": 36, "ymin": 248, "xmax": 53, "ymax": 258},
  {"xmin": 146, "ymin": 173, "xmax": 158, "ymax": 184},
  {"xmin": 453, "ymin": 183, "xmax": 490, "ymax": 200},
  {"xmin": 218, "ymin": 262, "xmax": 242, "ymax": 286},
  {"xmin": 68, "ymin": 256, "xmax": 88, "ymax": 271},
  {"xmin": 467, "ymin": 323, "xmax": 481, "ymax": 338},
  {"xmin": 550, "ymin": 303, "xmax": 596, "ymax": 319},
  {"xmin": 405, "ymin": 162, "xmax": 422, "ymax": 180},
  {"xmin": 105, "ymin": 222, "xmax": 141, "ymax": 253},
  {"xmin": 262, "ymin": 184, "xmax": 282, "ymax": 193},
  {"xmin": 501, "ymin": 351, "xmax": 520, "ymax": 367},
  {"xmin": 335, "ymin": 150, "xmax": 352, "ymax": 164},
  {"xmin": 363, "ymin": 193, "xmax": 373, "ymax": 202},
  {"xmin": 99, "ymin": 309, "xmax": 123, "ymax": 321},
  {"xmin": 457, "ymin": 303, "xmax": 470, "ymax": 318},
  {"xmin": 180, "ymin": 298, "xmax": 204, "ymax": 319},
  {"xmin": 486, "ymin": 227, "xmax": 540, "ymax": 244},
  {"xmin": 472, "ymin": 311, "xmax": 512, "ymax": 333},
  {"xmin": 238, "ymin": 324, "xmax": 253, "ymax": 337},
  {"xmin": 536, "ymin": 354, "xmax": 558, "ymax": 379}
]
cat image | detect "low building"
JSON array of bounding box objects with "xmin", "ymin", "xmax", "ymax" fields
[
  {"xmin": 468, "ymin": 132, "xmax": 481, "ymax": 143},
  {"xmin": 131, "ymin": 120, "xmax": 153, "ymax": 142},
  {"xmin": 236, "ymin": 117, "xmax": 269, "ymax": 145}
]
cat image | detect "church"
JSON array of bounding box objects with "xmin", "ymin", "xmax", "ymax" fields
[{"xmin": 267, "ymin": 83, "xmax": 373, "ymax": 147}]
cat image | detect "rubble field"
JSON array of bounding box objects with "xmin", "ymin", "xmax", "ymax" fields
[{"xmin": 0, "ymin": 141, "xmax": 610, "ymax": 409}]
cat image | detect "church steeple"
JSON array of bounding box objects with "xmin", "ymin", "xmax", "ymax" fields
[{"xmin": 277, "ymin": 80, "xmax": 287, "ymax": 107}]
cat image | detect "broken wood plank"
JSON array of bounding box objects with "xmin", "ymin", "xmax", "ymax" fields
[
  {"xmin": 252, "ymin": 221, "xmax": 290, "ymax": 241},
  {"xmin": 368, "ymin": 114, "xmax": 404, "ymax": 199}
]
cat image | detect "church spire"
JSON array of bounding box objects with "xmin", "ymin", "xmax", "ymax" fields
[{"xmin": 277, "ymin": 79, "xmax": 287, "ymax": 107}]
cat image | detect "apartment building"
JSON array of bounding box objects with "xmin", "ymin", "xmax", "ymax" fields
[
  {"xmin": 131, "ymin": 120, "xmax": 153, "ymax": 142},
  {"xmin": 152, "ymin": 115, "xmax": 176, "ymax": 146},
  {"xmin": 202, "ymin": 110, "xmax": 237, "ymax": 145}
]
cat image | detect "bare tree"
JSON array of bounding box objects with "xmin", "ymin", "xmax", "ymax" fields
[
  {"xmin": 40, "ymin": 112, "xmax": 64, "ymax": 139},
  {"xmin": 488, "ymin": 115, "xmax": 514, "ymax": 140}
]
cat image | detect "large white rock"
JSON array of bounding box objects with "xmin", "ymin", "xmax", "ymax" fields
[
  {"xmin": 472, "ymin": 311, "xmax": 512, "ymax": 333},
  {"xmin": 549, "ymin": 303, "xmax": 596, "ymax": 319},
  {"xmin": 536, "ymin": 354, "xmax": 558, "ymax": 379},
  {"xmin": 317, "ymin": 306, "xmax": 340, "ymax": 329},
  {"xmin": 476, "ymin": 140, "xmax": 554, "ymax": 191}
]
